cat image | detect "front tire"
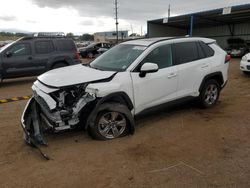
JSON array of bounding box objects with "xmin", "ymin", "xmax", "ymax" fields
[
  {"xmin": 89, "ymin": 103, "xmax": 131, "ymax": 140},
  {"xmin": 199, "ymin": 79, "xmax": 220, "ymax": 108}
]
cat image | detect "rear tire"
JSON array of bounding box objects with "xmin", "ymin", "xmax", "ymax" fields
[
  {"xmin": 199, "ymin": 79, "xmax": 220, "ymax": 108},
  {"xmin": 52, "ymin": 62, "xmax": 67, "ymax": 69}
]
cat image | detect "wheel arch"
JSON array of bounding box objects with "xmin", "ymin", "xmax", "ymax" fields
[
  {"xmin": 50, "ymin": 60, "xmax": 69, "ymax": 69},
  {"xmin": 199, "ymin": 72, "xmax": 224, "ymax": 92},
  {"xmin": 97, "ymin": 92, "xmax": 134, "ymax": 111},
  {"xmin": 84, "ymin": 92, "xmax": 135, "ymax": 134}
]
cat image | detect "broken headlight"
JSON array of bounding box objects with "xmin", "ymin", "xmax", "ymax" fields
[{"xmin": 50, "ymin": 84, "xmax": 88, "ymax": 108}]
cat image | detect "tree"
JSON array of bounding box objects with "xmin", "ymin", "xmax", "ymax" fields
[
  {"xmin": 66, "ymin": 32, "xmax": 74, "ymax": 38},
  {"xmin": 80, "ymin": 33, "xmax": 94, "ymax": 41}
]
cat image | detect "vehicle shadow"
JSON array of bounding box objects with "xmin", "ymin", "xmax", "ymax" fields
[
  {"xmin": 43, "ymin": 99, "xmax": 200, "ymax": 144},
  {"xmin": 134, "ymin": 99, "xmax": 199, "ymax": 127}
]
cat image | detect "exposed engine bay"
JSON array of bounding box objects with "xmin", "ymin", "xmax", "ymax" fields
[{"xmin": 21, "ymin": 81, "xmax": 96, "ymax": 145}]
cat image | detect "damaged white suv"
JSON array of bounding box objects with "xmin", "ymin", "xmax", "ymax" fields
[{"xmin": 21, "ymin": 37, "xmax": 230, "ymax": 145}]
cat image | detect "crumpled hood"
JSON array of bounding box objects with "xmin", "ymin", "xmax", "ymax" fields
[{"xmin": 38, "ymin": 64, "xmax": 116, "ymax": 88}]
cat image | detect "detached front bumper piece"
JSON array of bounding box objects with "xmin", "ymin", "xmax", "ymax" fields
[{"xmin": 21, "ymin": 97, "xmax": 47, "ymax": 146}]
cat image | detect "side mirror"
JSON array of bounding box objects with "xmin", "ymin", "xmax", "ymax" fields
[
  {"xmin": 6, "ymin": 51, "xmax": 12, "ymax": 58},
  {"xmin": 139, "ymin": 62, "xmax": 159, "ymax": 77}
]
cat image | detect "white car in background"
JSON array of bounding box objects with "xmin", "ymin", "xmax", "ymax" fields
[{"xmin": 240, "ymin": 53, "xmax": 250, "ymax": 75}]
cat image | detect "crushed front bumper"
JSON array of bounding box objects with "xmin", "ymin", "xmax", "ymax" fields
[
  {"xmin": 21, "ymin": 97, "xmax": 47, "ymax": 145},
  {"xmin": 21, "ymin": 92, "xmax": 96, "ymax": 145}
]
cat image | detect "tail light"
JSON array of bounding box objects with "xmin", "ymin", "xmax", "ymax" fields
[
  {"xmin": 74, "ymin": 51, "xmax": 80, "ymax": 60},
  {"xmin": 225, "ymin": 54, "xmax": 231, "ymax": 63}
]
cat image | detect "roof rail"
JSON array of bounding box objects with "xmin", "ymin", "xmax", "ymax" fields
[{"xmin": 33, "ymin": 32, "xmax": 65, "ymax": 38}]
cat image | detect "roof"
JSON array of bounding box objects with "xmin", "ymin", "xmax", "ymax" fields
[
  {"xmin": 148, "ymin": 4, "xmax": 250, "ymax": 29},
  {"xmin": 123, "ymin": 37, "xmax": 215, "ymax": 46}
]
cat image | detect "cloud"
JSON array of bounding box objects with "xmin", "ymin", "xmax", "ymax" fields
[
  {"xmin": 80, "ymin": 20, "xmax": 94, "ymax": 26},
  {"xmin": 0, "ymin": 16, "xmax": 16, "ymax": 22},
  {"xmin": 30, "ymin": 0, "xmax": 250, "ymax": 22},
  {"xmin": 1, "ymin": 0, "xmax": 250, "ymax": 34}
]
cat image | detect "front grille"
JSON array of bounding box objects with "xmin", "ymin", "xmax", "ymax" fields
[{"xmin": 247, "ymin": 65, "xmax": 250, "ymax": 70}]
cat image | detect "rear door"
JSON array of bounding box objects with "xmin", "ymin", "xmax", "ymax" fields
[
  {"xmin": 173, "ymin": 41, "xmax": 212, "ymax": 98},
  {"xmin": 2, "ymin": 42, "xmax": 35, "ymax": 78},
  {"xmin": 33, "ymin": 40, "xmax": 55, "ymax": 74}
]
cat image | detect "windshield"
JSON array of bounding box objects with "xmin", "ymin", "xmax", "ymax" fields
[
  {"xmin": 90, "ymin": 44, "xmax": 146, "ymax": 71},
  {"xmin": 0, "ymin": 38, "xmax": 22, "ymax": 53}
]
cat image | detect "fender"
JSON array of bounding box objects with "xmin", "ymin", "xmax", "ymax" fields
[
  {"xmin": 97, "ymin": 92, "xmax": 134, "ymax": 111},
  {"xmin": 199, "ymin": 72, "xmax": 224, "ymax": 92}
]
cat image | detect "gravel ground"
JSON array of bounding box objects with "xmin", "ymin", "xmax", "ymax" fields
[{"xmin": 0, "ymin": 59, "xmax": 249, "ymax": 188}]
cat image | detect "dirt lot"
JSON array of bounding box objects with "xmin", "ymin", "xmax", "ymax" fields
[{"xmin": 0, "ymin": 59, "xmax": 249, "ymax": 188}]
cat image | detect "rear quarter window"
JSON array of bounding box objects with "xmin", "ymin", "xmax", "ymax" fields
[
  {"xmin": 57, "ymin": 39, "xmax": 76, "ymax": 51},
  {"xmin": 199, "ymin": 41, "xmax": 215, "ymax": 57}
]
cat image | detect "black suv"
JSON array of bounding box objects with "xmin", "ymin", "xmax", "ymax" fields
[{"xmin": 0, "ymin": 33, "xmax": 80, "ymax": 81}]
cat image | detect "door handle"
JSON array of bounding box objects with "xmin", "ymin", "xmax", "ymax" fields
[
  {"xmin": 201, "ymin": 64, "xmax": 209, "ymax": 68},
  {"xmin": 168, "ymin": 73, "xmax": 177, "ymax": 79},
  {"xmin": 28, "ymin": 56, "xmax": 32, "ymax": 60}
]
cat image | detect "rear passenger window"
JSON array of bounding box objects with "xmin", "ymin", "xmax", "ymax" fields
[
  {"xmin": 35, "ymin": 41, "xmax": 54, "ymax": 54},
  {"xmin": 141, "ymin": 44, "xmax": 173, "ymax": 69},
  {"xmin": 57, "ymin": 40, "xmax": 75, "ymax": 51},
  {"xmin": 174, "ymin": 42, "xmax": 199, "ymax": 64},
  {"xmin": 199, "ymin": 41, "xmax": 214, "ymax": 57}
]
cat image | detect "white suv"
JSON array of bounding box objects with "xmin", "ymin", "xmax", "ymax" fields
[
  {"xmin": 21, "ymin": 37, "xmax": 230, "ymax": 145},
  {"xmin": 240, "ymin": 53, "xmax": 250, "ymax": 74}
]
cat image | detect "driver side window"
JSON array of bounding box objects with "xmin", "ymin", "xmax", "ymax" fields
[
  {"xmin": 138, "ymin": 44, "xmax": 173, "ymax": 71},
  {"xmin": 8, "ymin": 43, "xmax": 31, "ymax": 57}
]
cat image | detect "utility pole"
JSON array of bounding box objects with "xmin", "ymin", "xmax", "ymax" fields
[
  {"xmin": 168, "ymin": 4, "xmax": 171, "ymax": 18},
  {"xmin": 115, "ymin": 0, "xmax": 119, "ymax": 44}
]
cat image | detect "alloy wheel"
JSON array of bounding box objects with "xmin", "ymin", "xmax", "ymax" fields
[
  {"xmin": 204, "ymin": 84, "xmax": 218, "ymax": 105},
  {"xmin": 97, "ymin": 112, "xmax": 126, "ymax": 139}
]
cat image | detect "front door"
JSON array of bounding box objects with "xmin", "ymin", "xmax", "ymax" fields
[
  {"xmin": 2, "ymin": 42, "xmax": 35, "ymax": 78},
  {"xmin": 131, "ymin": 43, "xmax": 178, "ymax": 114}
]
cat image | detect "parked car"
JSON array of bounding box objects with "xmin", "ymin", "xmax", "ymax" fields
[
  {"xmin": 21, "ymin": 37, "xmax": 230, "ymax": 145},
  {"xmin": 240, "ymin": 53, "xmax": 250, "ymax": 75},
  {"xmin": 79, "ymin": 42, "xmax": 112, "ymax": 58},
  {"xmin": 226, "ymin": 38, "xmax": 249, "ymax": 57},
  {"xmin": 0, "ymin": 34, "xmax": 80, "ymax": 81}
]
